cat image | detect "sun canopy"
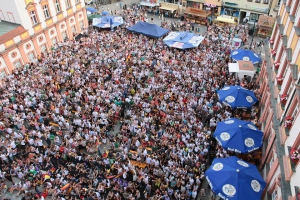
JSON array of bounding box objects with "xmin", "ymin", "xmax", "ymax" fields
[
  {"xmin": 216, "ymin": 16, "xmax": 235, "ymax": 24},
  {"xmin": 88, "ymin": 14, "xmax": 102, "ymax": 20},
  {"xmin": 86, "ymin": 7, "xmax": 97, "ymax": 13},
  {"xmin": 140, "ymin": 1, "xmax": 159, "ymax": 6},
  {"xmin": 92, "ymin": 16, "xmax": 124, "ymax": 28},
  {"xmin": 127, "ymin": 22, "xmax": 169, "ymax": 38},
  {"xmin": 163, "ymin": 32, "xmax": 205, "ymax": 49},
  {"xmin": 160, "ymin": 6, "xmax": 177, "ymax": 12}
]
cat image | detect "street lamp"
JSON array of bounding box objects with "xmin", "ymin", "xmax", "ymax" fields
[{"xmin": 250, "ymin": 13, "xmax": 257, "ymax": 49}]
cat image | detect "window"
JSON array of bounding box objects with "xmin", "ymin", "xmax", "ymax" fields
[
  {"xmin": 71, "ymin": 25, "xmax": 76, "ymax": 33},
  {"xmin": 75, "ymin": 0, "xmax": 79, "ymax": 3},
  {"xmin": 287, "ymin": 82, "xmax": 294, "ymax": 95},
  {"xmin": 263, "ymin": 0, "xmax": 269, "ymax": 4},
  {"xmin": 255, "ymin": 0, "xmax": 261, "ymax": 3},
  {"xmin": 80, "ymin": 21, "xmax": 84, "ymax": 30},
  {"xmin": 267, "ymin": 132, "xmax": 273, "ymax": 143},
  {"xmin": 43, "ymin": 4, "xmax": 50, "ymax": 19},
  {"xmin": 291, "ymin": 104, "xmax": 299, "ymax": 119},
  {"xmin": 250, "ymin": 13, "xmax": 259, "ymax": 21},
  {"xmin": 269, "ymin": 156, "xmax": 274, "ymax": 169},
  {"xmin": 14, "ymin": 60, "xmax": 22, "ymax": 69},
  {"xmin": 247, "ymin": 0, "xmax": 253, "ymax": 1},
  {"xmin": 277, "ymin": 0, "xmax": 281, "ymax": 6},
  {"xmin": 271, "ymin": 190, "xmax": 278, "ymax": 200},
  {"xmin": 62, "ymin": 31, "xmax": 68, "ymax": 39},
  {"xmin": 55, "ymin": 0, "xmax": 61, "ymax": 13},
  {"xmin": 52, "ymin": 37, "xmax": 57, "ymax": 45},
  {"xmin": 0, "ymin": 70, "xmax": 7, "ymax": 80},
  {"xmin": 30, "ymin": 10, "xmax": 38, "ymax": 25},
  {"xmin": 65, "ymin": 0, "xmax": 71, "ymax": 8},
  {"xmin": 40, "ymin": 44, "xmax": 47, "ymax": 53},
  {"xmin": 27, "ymin": 52, "xmax": 36, "ymax": 62}
]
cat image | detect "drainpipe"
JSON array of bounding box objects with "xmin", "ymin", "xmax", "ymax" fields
[{"xmin": 264, "ymin": 44, "xmax": 292, "ymax": 199}]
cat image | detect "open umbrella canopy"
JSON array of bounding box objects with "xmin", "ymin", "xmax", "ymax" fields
[
  {"xmin": 213, "ymin": 118, "xmax": 263, "ymax": 153},
  {"xmin": 127, "ymin": 22, "xmax": 169, "ymax": 38},
  {"xmin": 92, "ymin": 16, "xmax": 124, "ymax": 28},
  {"xmin": 163, "ymin": 31, "xmax": 205, "ymax": 49},
  {"xmin": 205, "ymin": 156, "xmax": 266, "ymax": 200},
  {"xmin": 86, "ymin": 7, "xmax": 97, "ymax": 13},
  {"xmin": 217, "ymin": 86, "xmax": 258, "ymax": 109},
  {"xmin": 230, "ymin": 49, "xmax": 261, "ymax": 64},
  {"xmin": 88, "ymin": 14, "xmax": 102, "ymax": 20},
  {"xmin": 102, "ymin": 11, "xmax": 110, "ymax": 15}
]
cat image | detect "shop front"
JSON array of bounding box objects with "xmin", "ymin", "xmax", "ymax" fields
[
  {"xmin": 140, "ymin": 0, "xmax": 160, "ymax": 7},
  {"xmin": 184, "ymin": 7, "xmax": 211, "ymax": 25},
  {"xmin": 257, "ymin": 15, "xmax": 276, "ymax": 38},
  {"xmin": 181, "ymin": 0, "xmax": 221, "ymax": 16}
]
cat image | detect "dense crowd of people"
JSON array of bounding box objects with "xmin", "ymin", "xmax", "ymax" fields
[{"xmin": 0, "ymin": 7, "xmax": 261, "ymax": 200}]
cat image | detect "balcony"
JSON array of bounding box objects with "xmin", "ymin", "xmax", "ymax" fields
[
  {"xmin": 286, "ymin": 48, "xmax": 292, "ymax": 62},
  {"xmin": 284, "ymin": 116, "xmax": 293, "ymax": 135},
  {"xmin": 289, "ymin": 15, "xmax": 295, "ymax": 23},
  {"xmin": 295, "ymin": 26, "xmax": 300, "ymax": 37},
  {"xmin": 283, "ymin": 35, "xmax": 288, "ymax": 47},
  {"xmin": 279, "ymin": 24, "xmax": 285, "ymax": 35},
  {"xmin": 295, "ymin": 186, "xmax": 300, "ymax": 200},
  {"xmin": 289, "ymin": 64, "xmax": 298, "ymax": 80},
  {"xmin": 289, "ymin": 146, "xmax": 299, "ymax": 171}
]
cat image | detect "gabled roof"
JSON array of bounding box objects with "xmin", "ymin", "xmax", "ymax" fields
[{"xmin": 0, "ymin": 20, "xmax": 26, "ymax": 44}]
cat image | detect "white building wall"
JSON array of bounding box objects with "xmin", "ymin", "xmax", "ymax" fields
[
  {"xmin": 0, "ymin": 0, "xmax": 22, "ymax": 23},
  {"xmin": 14, "ymin": 1, "xmax": 33, "ymax": 30}
]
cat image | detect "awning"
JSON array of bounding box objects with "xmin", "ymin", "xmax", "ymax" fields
[
  {"xmin": 216, "ymin": 17, "xmax": 235, "ymax": 24},
  {"xmin": 160, "ymin": 6, "xmax": 177, "ymax": 12},
  {"xmin": 140, "ymin": 2, "xmax": 159, "ymax": 7},
  {"xmin": 229, "ymin": 63, "xmax": 239, "ymax": 73}
]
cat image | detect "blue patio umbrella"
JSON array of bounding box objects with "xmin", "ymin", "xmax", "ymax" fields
[
  {"xmin": 217, "ymin": 86, "xmax": 258, "ymax": 109},
  {"xmin": 86, "ymin": 7, "xmax": 97, "ymax": 13},
  {"xmin": 102, "ymin": 11, "xmax": 109, "ymax": 15},
  {"xmin": 230, "ymin": 49, "xmax": 261, "ymax": 64},
  {"xmin": 213, "ymin": 118, "xmax": 263, "ymax": 153},
  {"xmin": 205, "ymin": 156, "xmax": 266, "ymax": 200}
]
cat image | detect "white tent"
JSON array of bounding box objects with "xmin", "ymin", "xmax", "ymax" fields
[{"xmin": 228, "ymin": 61, "xmax": 255, "ymax": 80}]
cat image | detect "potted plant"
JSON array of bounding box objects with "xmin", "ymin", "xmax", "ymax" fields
[
  {"xmin": 271, "ymin": 50, "xmax": 277, "ymax": 58},
  {"xmin": 274, "ymin": 62, "xmax": 280, "ymax": 69},
  {"xmin": 269, "ymin": 40, "xmax": 274, "ymax": 45},
  {"xmin": 290, "ymin": 147, "xmax": 300, "ymax": 164},
  {"xmin": 280, "ymin": 94, "xmax": 288, "ymax": 105},
  {"xmin": 284, "ymin": 116, "xmax": 293, "ymax": 129},
  {"xmin": 276, "ymin": 76, "xmax": 283, "ymax": 85}
]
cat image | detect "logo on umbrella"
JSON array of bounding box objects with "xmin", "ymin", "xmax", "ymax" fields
[
  {"xmin": 247, "ymin": 124, "xmax": 257, "ymax": 130},
  {"xmin": 244, "ymin": 138, "xmax": 255, "ymax": 147},
  {"xmin": 220, "ymin": 132, "xmax": 230, "ymax": 141},
  {"xmin": 246, "ymin": 96, "xmax": 254, "ymax": 103},
  {"xmin": 237, "ymin": 160, "xmax": 249, "ymax": 167},
  {"xmin": 222, "ymin": 184, "xmax": 236, "ymax": 197},
  {"xmin": 225, "ymin": 96, "xmax": 235, "ymax": 103},
  {"xmin": 243, "ymin": 56, "xmax": 250, "ymax": 61},
  {"xmin": 251, "ymin": 180, "xmax": 261, "ymax": 192},
  {"xmin": 224, "ymin": 120, "xmax": 234, "ymax": 124},
  {"xmin": 222, "ymin": 87, "xmax": 230, "ymax": 90},
  {"xmin": 232, "ymin": 51, "xmax": 238, "ymax": 55},
  {"xmin": 212, "ymin": 163, "xmax": 223, "ymax": 171}
]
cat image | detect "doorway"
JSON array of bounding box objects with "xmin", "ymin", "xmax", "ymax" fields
[{"xmin": 240, "ymin": 11, "xmax": 246, "ymax": 23}]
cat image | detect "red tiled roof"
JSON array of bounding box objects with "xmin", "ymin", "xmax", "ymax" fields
[{"xmin": 0, "ymin": 25, "xmax": 27, "ymax": 44}]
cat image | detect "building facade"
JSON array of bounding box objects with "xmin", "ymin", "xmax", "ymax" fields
[
  {"xmin": 221, "ymin": 0, "xmax": 281, "ymax": 23},
  {"xmin": 0, "ymin": 0, "xmax": 88, "ymax": 80},
  {"xmin": 180, "ymin": 0, "xmax": 222, "ymax": 16},
  {"xmin": 257, "ymin": 0, "xmax": 300, "ymax": 199}
]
